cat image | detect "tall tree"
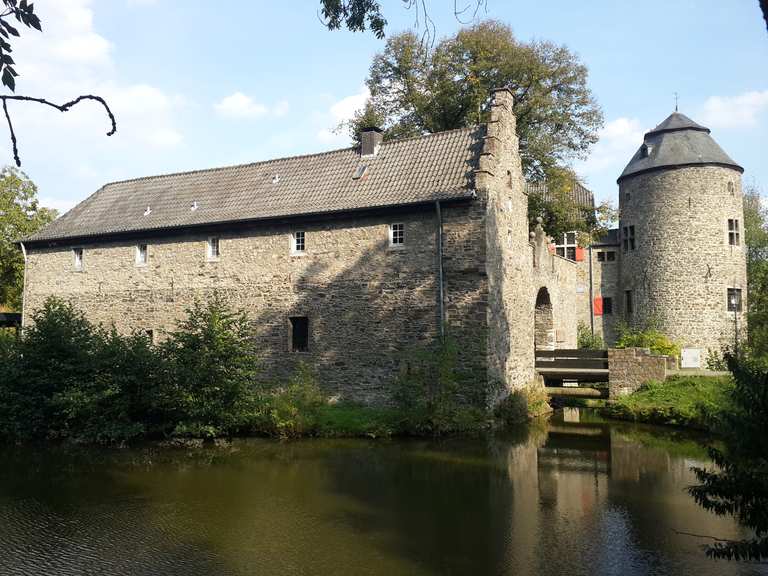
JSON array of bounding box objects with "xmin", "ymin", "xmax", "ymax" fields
[
  {"xmin": 345, "ymin": 21, "xmax": 603, "ymax": 179},
  {"xmin": 744, "ymin": 184, "xmax": 768, "ymax": 359},
  {"xmin": 0, "ymin": 167, "xmax": 56, "ymax": 309}
]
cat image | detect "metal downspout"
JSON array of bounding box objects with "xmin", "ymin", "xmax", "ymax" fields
[
  {"xmin": 19, "ymin": 241, "xmax": 27, "ymax": 329},
  {"xmin": 588, "ymin": 244, "xmax": 595, "ymax": 336},
  {"xmin": 436, "ymin": 201, "xmax": 445, "ymax": 340}
]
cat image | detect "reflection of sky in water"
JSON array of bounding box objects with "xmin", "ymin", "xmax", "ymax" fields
[{"xmin": 0, "ymin": 411, "xmax": 765, "ymax": 576}]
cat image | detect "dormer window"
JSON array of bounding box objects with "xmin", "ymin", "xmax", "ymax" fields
[{"xmin": 640, "ymin": 144, "xmax": 652, "ymax": 158}]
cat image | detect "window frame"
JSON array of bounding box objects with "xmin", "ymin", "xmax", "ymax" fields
[
  {"xmin": 597, "ymin": 252, "xmax": 605, "ymax": 262},
  {"xmin": 728, "ymin": 218, "xmax": 740, "ymax": 246},
  {"xmin": 554, "ymin": 231, "xmax": 578, "ymax": 261},
  {"xmin": 389, "ymin": 223, "xmax": 405, "ymax": 248},
  {"xmin": 727, "ymin": 288, "xmax": 742, "ymax": 312},
  {"xmin": 291, "ymin": 231, "xmax": 306, "ymax": 254},
  {"xmin": 603, "ymin": 297, "xmax": 613, "ymax": 315},
  {"xmin": 207, "ymin": 236, "xmax": 221, "ymax": 261},
  {"xmin": 624, "ymin": 289, "xmax": 633, "ymax": 316},
  {"xmin": 135, "ymin": 243, "xmax": 148, "ymax": 267},
  {"xmin": 289, "ymin": 316, "xmax": 310, "ymax": 353},
  {"xmin": 73, "ymin": 247, "xmax": 84, "ymax": 271}
]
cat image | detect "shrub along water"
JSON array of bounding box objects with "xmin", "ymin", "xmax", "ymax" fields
[{"xmin": 0, "ymin": 297, "xmax": 506, "ymax": 444}]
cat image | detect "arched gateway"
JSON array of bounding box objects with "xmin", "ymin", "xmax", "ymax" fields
[{"xmin": 534, "ymin": 287, "xmax": 555, "ymax": 351}]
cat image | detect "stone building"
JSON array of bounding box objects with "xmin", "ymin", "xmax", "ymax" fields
[
  {"xmin": 22, "ymin": 89, "xmax": 584, "ymax": 403},
  {"xmin": 19, "ymin": 94, "xmax": 747, "ymax": 402},
  {"xmin": 580, "ymin": 111, "xmax": 747, "ymax": 361}
]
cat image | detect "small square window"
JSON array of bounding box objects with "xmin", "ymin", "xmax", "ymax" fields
[
  {"xmin": 292, "ymin": 231, "xmax": 305, "ymax": 253},
  {"xmin": 597, "ymin": 252, "xmax": 605, "ymax": 262},
  {"xmin": 606, "ymin": 251, "xmax": 616, "ymax": 262},
  {"xmin": 290, "ymin": 316, "xmax": 309, "ymax": 352},
  {"xmin": 73, "ymin": 248, "xmax": 83, "ymax": 270},
  {"xmin": 603, "ymin": 297, "xmax": 613, "ymax": 315},
  {"xmin": 728, "ymin": 219, "xmax": 740, "ymax": 246},
  {"xmin": 727, "ymin": 288, "xmax": 742, "ymax": 312},
  {"xmin": 135, "ymin": 244, "xmax": 148, "ymax": 266},
  {"xmin": 389, "ymin": 223, "xmax": 405, "ymax": 246},
  {"xmin": 207, "ymin": 237, "xmax": 220, "ymax": 260}
]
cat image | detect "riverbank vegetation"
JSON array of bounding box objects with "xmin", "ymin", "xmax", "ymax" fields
[
  {"xmin": 0, "ymin": 296, "xmax": 500, "ymax": 444},
  {"xmin": 605, "ymin": 375, "xmax": 734, "ymax": 432}
]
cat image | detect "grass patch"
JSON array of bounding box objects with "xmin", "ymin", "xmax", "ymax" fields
[
  {"xmin": 604, "ymin": 375, "xmax": 734, "ymax": 432},
  {"xmin": 314, "ymin": 403, "xmax": 400, "ymax": 438}
]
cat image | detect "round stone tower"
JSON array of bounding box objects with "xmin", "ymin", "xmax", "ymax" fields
[{"xmin": 617, "ymin": 112, "xmax": 747, "ymax": 355}]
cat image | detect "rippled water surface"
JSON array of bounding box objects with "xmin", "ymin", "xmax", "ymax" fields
[{"xmin": 0, "ymin": 410, "xmax": 766, "ymax": 576}]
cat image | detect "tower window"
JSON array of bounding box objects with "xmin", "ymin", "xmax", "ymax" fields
[
  {"xmin": 622, "ymin": 226, "xmax": 636, "ymax": 252},
  {"xmin": 603, "ymin": 297, "xmax": 613, "ymax": 315},
  {"xmin": 727, "ymin": 288, "xmax": 742, "ymax": 312},
  {"xmin": 73, "ymin": 248, "xmax": 83, "ymax": 270},
  {"xmin": 207, "ymin": 237, "xmax": 220, "ymax": 260},
  {"xmin": 292, "ymin": 231, "xmax": 305, "ymax": 253},
  {"xmin": 624, "ymin": 290, "xmax": 633, "ymax": 316},
  {"xmin": 727, "ymin": 181, "xmax": 735, "ymax": 195},
  {"xmin": 135, "ymin": 244, "xmax": 148, "ymax": 266},
  {"xmin": 290, "ymin": 316, "xmax": 309, "ymax": 352},
  {"xmin": 389, "ymin": 223, "xmax": 405, "ymax": 247},
  {"xmin": 728, "ymin": 219, "xmax": 740, "ymax": 246}
]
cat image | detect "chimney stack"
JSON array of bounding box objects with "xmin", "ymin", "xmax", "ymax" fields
[{"xmin": 361, "ymin": 126, "xmax": 383, "ymax": 157}]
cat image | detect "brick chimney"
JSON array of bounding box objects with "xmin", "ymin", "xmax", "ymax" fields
[{"xmin": 361, "ymin": 126, "xmax": 383, "ymax": 157}]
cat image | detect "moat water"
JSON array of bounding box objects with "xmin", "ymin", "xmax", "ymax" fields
[{"xmin": 0, "ymin": 410, "xmax": 765, "ymax": 576}]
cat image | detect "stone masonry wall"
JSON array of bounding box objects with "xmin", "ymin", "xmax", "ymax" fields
[
  {"xmin": 619, "ymin": 166, "xmax": 747, "ymax": 354},
  {"xmin": 23, "ymin": 210, "xmax": 449, "ymax": 404},
  {"xmin": 481, "ymin": 88, "xmax": 537, "ymax": 395},
  {"xmin": 573, "ymin": 245, "xmax": 621, "ymax": 345},
  {"xmin": 608, "ymin": 347, "xmax": 668, "ymax": 398}
]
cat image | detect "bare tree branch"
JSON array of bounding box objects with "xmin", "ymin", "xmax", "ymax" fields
[{"xmin": 0, "ymin": 94, "xmax": 117, "ymax": 167}]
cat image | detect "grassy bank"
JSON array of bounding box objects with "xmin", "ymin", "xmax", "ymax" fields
[{"xmin": 604, "ymin": 375, "xmax": 734, "ymax": 432}]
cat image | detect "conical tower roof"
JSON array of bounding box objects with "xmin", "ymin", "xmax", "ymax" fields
[{"xmin": 617, "ymin": 112, "xmax": 742, "ymax": 182}]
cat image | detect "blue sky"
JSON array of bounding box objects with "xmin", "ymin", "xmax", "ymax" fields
[{"xmin": 6, "ymin": 0, "xmax": 768, "ymax": 213}]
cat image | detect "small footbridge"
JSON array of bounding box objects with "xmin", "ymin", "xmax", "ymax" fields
[{"xmin": 535, "ymin": 349, "xmax": 609, "ymax": 398}]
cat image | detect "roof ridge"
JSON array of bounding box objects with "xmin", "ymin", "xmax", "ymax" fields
[{"xmin": 100, "ymin": 124, "xmax": 483, "ymax": 189}]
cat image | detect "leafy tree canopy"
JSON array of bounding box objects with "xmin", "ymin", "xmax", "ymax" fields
[
  {"xmin": 744, "ymin": 184, "xmax": 768, "ymax": 359},
  {"xmin": 345, "ymin": 21, "xmax": 603, "ymax": 180},
  {"xmin": 0, "ymin": 167, "xmax": 56, "ymax": 309},
  {"xmin": 527, "ymin": 166, "xmax": 617, "ymax": 244}
]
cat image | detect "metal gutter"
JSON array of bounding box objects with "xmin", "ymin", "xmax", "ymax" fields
[{"xmin": 435, "ymin": 200, "xmax": 445, "ymax": 339}]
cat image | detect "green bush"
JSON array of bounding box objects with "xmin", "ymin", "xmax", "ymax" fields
[
  {"xmin": 615, "ymin": 322, "xmax": 681, "ymax": 358},
  {"xmin": 394, "ymin": 336, "xmax": 487, "ymax": 435},
  {"xmin": 577, "ymin": 322, "xmax": 604, "ymax": 349},
  {"xmin": 161, "ymin": 295, "xmax": 261, "ymax": 437},
  {"xmin": 262, "ymin": 362, "xmax": 326, "ymax": 438}
]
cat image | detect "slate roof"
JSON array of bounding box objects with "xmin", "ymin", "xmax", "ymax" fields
[
  {"xmin": 26, "ymin": 126, "xmax": 484, "ymax": 243},
  {"xmin": 618, "ymin": 112, "xmax": 742, "ymax": 182}
]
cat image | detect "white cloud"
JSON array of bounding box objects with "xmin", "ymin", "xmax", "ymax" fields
[
  {"xmin": 215, "ymin": 92, "xmax": 269, "ymax": 119},
  {"xmin": 577, "ymin": 117, "xmax": 646, "ymax": 177},
  {"xmin": 698, "ymin": 90, "xmax": 768, "ymax": 129},
  {"xmin": 329, "ymin": 87, "xmax": 369, "ymax": 122},
  {"xmin": 214, "ymin": 92, "xmax": 291, "ymax": 120},
  {"xmin": 0, "ymin": 0, "xmax": 188, "ymax": 212},
  {"xmin": 315, "ymin": 86, "xmax": 369, "ymax": 146}
]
